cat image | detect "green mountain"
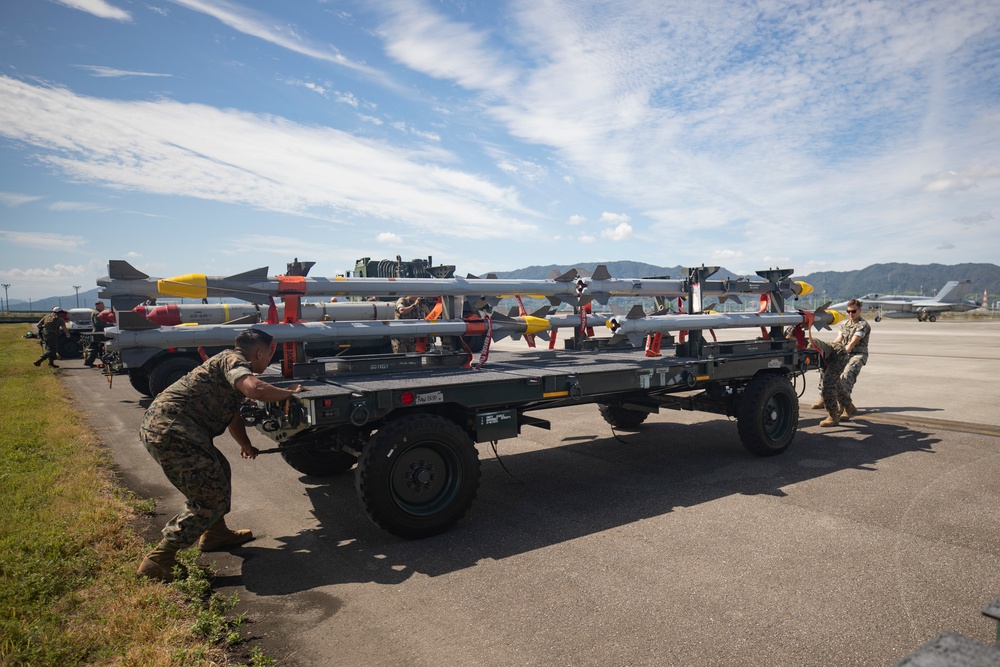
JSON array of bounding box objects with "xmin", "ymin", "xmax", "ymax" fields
[{"xmin": 490, "ymin": 261, "xmax": 1000, "ymax": 305}]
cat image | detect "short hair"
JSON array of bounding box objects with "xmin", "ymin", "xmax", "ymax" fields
[
  {"xmin": 235, "ymin": 328, "xmax": 274, "ymax": 351},
  {"xmin": 94, "ymin": 301, "xmax": 105, "ymax": 308},
  {"xmin": 847, "ymin": 299, "xmax": 862, "ymax": 309}
]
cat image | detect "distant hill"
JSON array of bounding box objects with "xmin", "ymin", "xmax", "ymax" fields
[
  {"xmin": 798, "ymin": 263, "xmax": 999, "ymax": 303},
  {"xmin": 487, "ymin": 261, "xmax": 741, "ymax": 281},
  {"xmin": 490, "ymin": 261, "xmax": 999, "ymax": 305}
]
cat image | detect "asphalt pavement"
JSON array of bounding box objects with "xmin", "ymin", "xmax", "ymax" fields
[{"xmin": 57, "ymin": 318, "xmax": 1000, "ymax": 666}]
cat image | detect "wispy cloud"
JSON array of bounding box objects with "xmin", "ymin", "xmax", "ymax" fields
[
  {"xmin": 0, "ymin": 76, "xmax": 539, "ymax": 239},
  {"xmin": 49, "ymin": 201, "xmax": 112, "ymax": 212},
  {"xmin": 0, "ymin": 230, "xmax": 88, "ymax": 250},
  {"xmin": 74, "ymin": 65, "xmax": 172, "ymax": 78},
  {"xmin": 0, "ymin": 192, "xmax": 43, "ymax": 207},
  {"xmin": 374, "ymin": 0, "xmax": 1000, "ymax": 269},
  {"xmin": 168, "ymin": 0, "xmax": 385, "ymax": 81},
  {"xmin": 51, "ymin": 0, "xmax": 131, "ymax": 22}
]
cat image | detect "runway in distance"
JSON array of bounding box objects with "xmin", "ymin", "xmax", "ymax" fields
[{"xmin": 831, "ymin": 280, "xmax": 981, "ymax": 322}]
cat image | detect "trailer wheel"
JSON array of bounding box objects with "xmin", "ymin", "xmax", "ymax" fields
[
  {"xmin": 281, "ymin": 443, "xmax": 356, "ymax": 477},
  {"xmin": 597, "ymin": 404, "xmax": 649, "ymax": 430},
  {"xmin": 148, "ymin": 357, "xmax": 200, "ymax": 397},
  {"xmin": 127, "ymin": 369, "xmax": 152, "ymax": 396},
  {"xmin": 57, "ymin": 336, "xmax": 84, "ymax": 360},
  {"xmin": 356, "ymin": 414, "xmax": 480, "ymax": 539},
  {"xmin": 737, "ymin": 373, "xmax": 798, "ymax": 457}
]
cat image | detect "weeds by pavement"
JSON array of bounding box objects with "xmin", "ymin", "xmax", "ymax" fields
[{"xmin": 0, "ymin": 324, "xmax": 270, "ymax": 666}]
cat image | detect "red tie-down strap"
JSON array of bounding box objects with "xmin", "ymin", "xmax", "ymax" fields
[{"xmin": 475, "ymin": 316, "xmax": 494, "ymax": 370}]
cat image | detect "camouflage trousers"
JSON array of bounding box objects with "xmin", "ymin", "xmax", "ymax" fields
[
  {"xmin": 37, "ymin": 333, "xmax": 61, "ymax": 365},
  {"xmin": 820, "ymin": 353, "xmax": 866, "ymax": 414},
  {"xmin": 140, "ymin": 431, "xmax": 232, "ymax": 548}
]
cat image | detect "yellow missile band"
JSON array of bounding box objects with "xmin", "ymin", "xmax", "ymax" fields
[
  {"xmin": 828, "ymin": 309, "xmax": 846, "ymax": 326},
  {"xmin": 522, "ymin": 315, "xmax": 551, "ymax": 335},
  {"xmin": 543, "ymin": 390, "xmax": 570, "ymax": 398},
  {"xmin": 159, "ymin": 273, "xmax": 208, "ymax": 299},
  {"xmin": 222, "ymin": 303, "xmax": 230, "ymax": 322},
  {"xmin": 795, "ymin": 281, "xmax": 814, "ymax": 296}
]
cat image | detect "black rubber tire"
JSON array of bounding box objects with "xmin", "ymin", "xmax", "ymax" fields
[
  {"xmin": 281, "ymin": 443, "xmax": 356, "ymax": 477},
  {"xmin": 147, "ymin": 356, "xmax": 200, "ymax": 397},
  {"xmin": 355, "ymin": 414, "xmax": 480, "ymax": 539},
  {"xmin": 57, "ymin": 336, "xmax": 84, "ymax": 359},
  {"xmin": 737, "ymin": 373, "xmax": 798, "ymax": 457},
  {"xmin": 597, "ymin": 404, "xmax": 649, "ymax": 430},
  {"xmin": 127, "ymin": 369, "xmax": 152, "ymax": 396}
]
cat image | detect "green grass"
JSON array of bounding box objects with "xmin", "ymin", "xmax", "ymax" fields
[{"xmin": 0, "ymin": 325, "xmax": 269, "ymax": 666}]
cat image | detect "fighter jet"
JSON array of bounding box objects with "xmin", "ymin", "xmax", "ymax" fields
[{"xmin": 831, "ymin": 280, "xmax": 980, "ymax": 322}]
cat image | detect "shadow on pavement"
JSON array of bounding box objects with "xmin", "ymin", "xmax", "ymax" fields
[{"xmin": 239, "ymin": 415, "xmax": 940, "ymax": 596}]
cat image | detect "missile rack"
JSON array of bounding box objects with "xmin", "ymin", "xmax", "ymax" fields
[{"xmin": 242, "ymin": 265, "xmax": 823, "ymax": 539}]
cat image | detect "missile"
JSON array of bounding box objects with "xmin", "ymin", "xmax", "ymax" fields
[
  {"xmin": 132, "ymin": 300, "xmax": 394, "ymax": 326},
  {"xmin": 605, "ymin": 304, "xmax": 845, "ymax": 347},
  {"xmin": 98, "ymin": 260, "xmax": 813, "ymax": 310},
  {"xmin": 104, "ymin": 310, "xmax": 491, "ymax": 350}
]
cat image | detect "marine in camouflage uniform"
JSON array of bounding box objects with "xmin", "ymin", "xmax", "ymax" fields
[
  {"xmin": 137, "ymin": 329, "xmax": 304, "ymax": 582},
  {"xmin": 391, "ymin": 295, "xmax": 431, "ymax": 353},
  {"xmin": 817, "ymin": 300, "xmax": 871, "ymax": 426},
  {"xmin": 83, "ymin": 300, "xmax": 109, "ymax": 367},
  {"xmin": 33, "ymin": 308, "xmax": 69, "ymax": 368}
]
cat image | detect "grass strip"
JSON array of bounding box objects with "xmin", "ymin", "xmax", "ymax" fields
[{"xmin": 0, "ymin": 324, "xmax": 270, "ymax": 666}]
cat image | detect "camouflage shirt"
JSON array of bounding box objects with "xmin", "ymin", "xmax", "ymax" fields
[
  {"xmin": 37, "ymin": 313, "xmax": 68, "ymax": 336},
  {"xmin": 141, "ymin": 349, "xmax": 253, "ymax": 441},
  {"xmin": 395, "ymin": 297, "xmax": 430, "ymax": 320},
  {"xmin": 839, "ymin": 317, "xmax": 871, "ymax": 360}
]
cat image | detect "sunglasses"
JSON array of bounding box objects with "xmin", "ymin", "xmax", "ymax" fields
[{"xmin": 847, "ymin": 309, "xmax": 858, "ymax": 313}]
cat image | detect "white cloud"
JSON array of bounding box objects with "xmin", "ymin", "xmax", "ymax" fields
[
  {"xmin": 599, "ymin": 212, "xmax": 630, "ymax": 226},
  {"xmin": 52, "ymin": 0, "xmax": 131, "ymax": 22},
  {"xmin": 168, "ymin": 0, "xmax": 384, "ymax": 80},
  {"xmin": 74, "ymin": 65, "xmax": 172, "ymax": 78},
  {"xmin": 567, "ymin": 214, "xmax": 585, "ymax": 225},
  {"xmin": 0, "ymin": 76, "xmax": 539, "ymax": 240},
  {"xmin": 49, "ymin": 201, "xmax": 112, "ymax": 212},
  {"xmin": 600, "ymin": 222, "xmax": 633, "ymax": 241},
  {"xmin": 378, "ymin": 0, "xmax": 518, "ymax": 91},
  {"xmin": 377, "ymin": 232, "xmax": 402, "ymax": 244},
  {"xmin": 0, "ymin": 192, "xmax": 43, "ymax": 207},
  {"xmin": 0, "ymin": 230, "xmax": 88, "ymax": 250},
  {"xmin": 578, "ymin": 234, "xmax": 596, "ymax": 244}
]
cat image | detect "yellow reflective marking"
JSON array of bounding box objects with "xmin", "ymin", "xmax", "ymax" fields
[{"xmin": 543, "ymin": 390, "xmax": 570, "ymax": 398}]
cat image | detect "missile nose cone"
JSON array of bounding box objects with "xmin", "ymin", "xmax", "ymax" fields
[
  {"xmin": 828, "ymin": 309, "xmax": 846, "ymax": 326},
  {"xmin": 795, "ymin": 281, "xmax": 814, "ymax": 296},
  {"xmin": 158, "ymin": 273, "xmax": 208, "ymax": 299}
]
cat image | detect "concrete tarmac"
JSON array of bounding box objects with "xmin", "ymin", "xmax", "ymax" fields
[{"xmin": 58, "ymin": 318, "xmax": 1000, "ymax": 666}]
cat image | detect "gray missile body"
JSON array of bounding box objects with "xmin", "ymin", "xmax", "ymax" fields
[{"xmin": 97, "ymin": 260, "xmax": 812, "ymax": 310}]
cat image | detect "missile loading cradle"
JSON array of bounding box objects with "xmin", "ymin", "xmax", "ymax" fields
[{"xmin": 97, "ymin": 261, "xmax": 844, "ymax": 539}]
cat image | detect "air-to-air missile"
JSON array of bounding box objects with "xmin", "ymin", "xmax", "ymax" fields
[
  {"xmin": 97, "ymin": 259, "xmax": 813, "ymax": 310},
  {"xmin": 132, "ymin": 300, "xmax": 393, "ymax": 326},
  {"xmin": 605, "ymin": 304, "xmax": 845, "ymax": 347},
  {"xmin": 105, "ymin": 302, "xmax": 843, "ymax": 352}
]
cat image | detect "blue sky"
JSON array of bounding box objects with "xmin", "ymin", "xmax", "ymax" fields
[{"xmin": 1, "ymin": 0, "xmax": 998, "ymax": 301}]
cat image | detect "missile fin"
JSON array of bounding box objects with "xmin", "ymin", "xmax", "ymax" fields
[
  {"xmin": 552, "ymin": 268, "xmax": 578, "ymax": 282},
  {"xmin": 530, "ymin": 305, "xmax": 551, "ymax": 318},
  {"xmin": 490, "ymin": 311, "xmax": 515, "ymax": 323},
  {"xmin": 486, "ymin": 273, "xmax": 498, "ymax": 280},
  {"xmin": 591, "ymin": 292, "xmax": 610, "ymax": 306},
  {"xmin": 627, "ymin": 332, "xmax": 644, "ymax": 347},
  {"xmin": 591, "ymin": 264, "xmax": 612, "ymax": 281},
  {"xmin": 625, "ymin": 304, "xmax": 646, "ymax": 320},
  {"xmin": 578, "ymin": 294, "xmax": 594, "ymax": 307},
  {"xmin": 108, "ymin": 260, "xmax": 150, "ymax": 280},
  {"xmin": 118, "ymin": 310, "xmax": 159, "ymax": 331},
  {"xmin": 225, "ymin": 267, "xmax": 269, "ymax": 280},
  {"xmin": 536, "ymin": 331, "xmax": 550, "ymax": 341},
  {"xmin": 547, "ymin": 295, "xmax": 562, "ymax": 307},
  {"xmin": 466, "ymin": 273, "xmax": 480, "ymax": 279}
]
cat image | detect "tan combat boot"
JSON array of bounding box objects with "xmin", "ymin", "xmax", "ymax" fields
[
  {"xmin": 809, "ymin": 398, "xmax": 825, "ymax": 409},
  {"xmin": 840, "ymin": 402, "xmax": 858, "ymax": 420},
  {"xmin": 137, "ymin": 540, "xmax": 181, "ymax": 583},
  {"xmin": 819, "ymin": 403, "xmax": 840, "ymax": 426},
  {"xmin": 198, "ymin": 518, "xmax": 254, "ymax": 552}
]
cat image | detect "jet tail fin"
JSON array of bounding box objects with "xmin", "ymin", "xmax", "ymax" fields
[{"xmin": 932, "ymin": 280, "xmax": 972, "ymax": 303}]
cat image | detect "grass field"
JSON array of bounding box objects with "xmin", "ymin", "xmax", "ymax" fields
[{"xmin": 0, "ymin": 324, "xmax": 268, "ymax": 666}]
